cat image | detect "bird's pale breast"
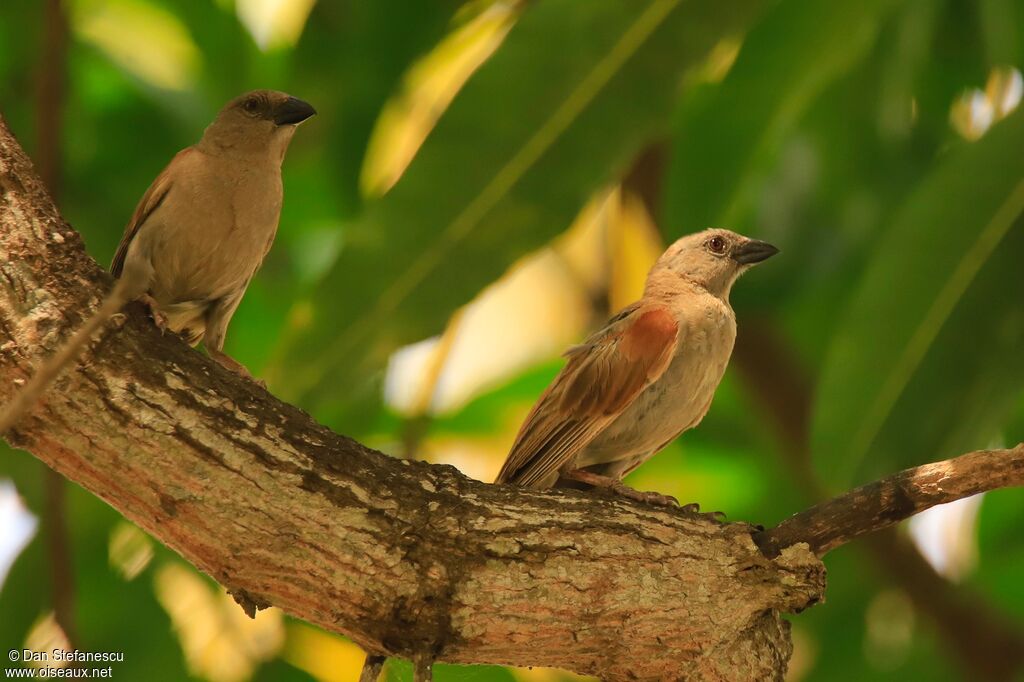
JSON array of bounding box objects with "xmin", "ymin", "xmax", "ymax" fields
[
  {"xmin": 143, "ymin": 154, "xmax": 282, "ymax": 307},
  {"xmin": 576, "ymin": 294, "xmax": 736, "ymax": 472}
]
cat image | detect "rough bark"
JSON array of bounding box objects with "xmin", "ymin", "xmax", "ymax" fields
[
  {"xmin": 2, "ymin": 115, "xmax": 1021, "ymax": 680},
  {"xmin": 0, "ymin": 116, "xmax": 822, "ymax": 680},
  {"xmin": 754, "ymin": 445, "xmax": 1024, "ymax": 557}
]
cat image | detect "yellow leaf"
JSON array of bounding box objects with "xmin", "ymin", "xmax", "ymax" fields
[
  {"xmin": 71, "ymin": 0, "xmax": 200, "ymax": 91},
  {"xmin": 361, "ymin": 3, "xmax": 517, "ymax": 196},
  {"xmin": 608, "ymin": 188, "xmax": 663, "ymax": 311},
  {"xmin": 284, "ymin": 623, "xmax": 368, "ymax": 682},
  {"xmin": 236, "ymin": 0, "xmax": 318, "ymax": 51}
]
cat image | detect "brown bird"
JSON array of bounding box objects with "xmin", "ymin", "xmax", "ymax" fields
[
  {"xmin": 0, "ymin": 90, "xmax": 315, "ymax": 433},
  {"xmin": 494, "ymin": 228, "xmax": 778, "ymax": 506}
]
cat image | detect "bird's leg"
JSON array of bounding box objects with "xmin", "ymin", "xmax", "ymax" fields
[
  {"xmin": 562, "ymin": 469, "xmax": 679, "ymax": 507},
  {"xmin": 136, "ymin": 293, "xmax": 167, "ymax": 332},
  {"xmin": 206, "ymin": 348, "xmax": 266, "ymax": 388}
]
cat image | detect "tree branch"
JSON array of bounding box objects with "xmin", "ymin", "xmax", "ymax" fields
[
  {"xmin": 734, "ymin": 319, "xmax": 1024, "ymax": 681},
  {"xmin": 0, "ymin": 114, "xmax": 820, "ymax": 680},
  {"xmin": 2, "ymin": 115, "xmax": 1022, "ymax": 680},
  {"xmin": 754, "ymin": 445, "xmax": 1024, "ymax": 557}
]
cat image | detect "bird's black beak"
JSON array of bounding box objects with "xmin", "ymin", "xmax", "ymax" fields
[
  {"xmin": 731, "ymin": 239, "xmax": 779, "ymax": 265},
  {"xmin": 274, "ymin": 97, "xmax": 316, "ymax": 126}
]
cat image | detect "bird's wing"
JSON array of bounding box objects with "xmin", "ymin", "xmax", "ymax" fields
[
  {"xmin": 495, "ymin": 302, "xmax": 679, "ymax": 487},
  {"xmin": 110, "ymin": 148, "xmax": 193, "ymax": 277}
]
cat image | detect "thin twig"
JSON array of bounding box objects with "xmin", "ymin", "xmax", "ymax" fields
[
  {"xmin": 754, "ymin": 445, "xmax": 1024, "ymax": 557},
  {"xmin": 733, "ymin": 320, "xmax": 1024, "ymax": 682},
  {"xmin": 35, "ymin": 0, "xmax": 66, "ymax": 199},
  {"xmin": 35, "ymin": 0, "xmax": 76, "ymax": 649}
]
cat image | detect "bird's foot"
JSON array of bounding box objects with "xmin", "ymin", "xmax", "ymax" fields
[
  {"xmin": 678, "ymin": 502, "xmax": 727, "ymax": 523},
  {"xmin": 136, "ymin": 293, "xmax": 167, "ymax": 333},
  {"xmin": 563, "ymin": 469, "xmax": 679, "ymax": 507},
  {"xmin": 207, "ymin": 349, "xmax": 267, "ymax": 388},
  {"xmin": 615, "ymin": 485, "xmax": 680, "ymax": 507}
]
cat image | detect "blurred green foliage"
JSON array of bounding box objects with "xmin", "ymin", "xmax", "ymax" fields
[
  {"xmin": 814, "ymin": 107, "xmax": 1024, "ymax": 487},
  {"xmin": 2, "ymin": 1, "xmax": 1024, "ymax": 681},
  {"xmin": 273, "ymin": 0, "xmax": 765, "ymax": 415}
]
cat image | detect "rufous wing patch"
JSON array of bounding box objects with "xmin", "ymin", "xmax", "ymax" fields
[
  {"xmin": 619, "ymin": 307, "xmax": 678, "ymax": 364},
  {"xmin": 497, "ymin": 304, "xmax": 678, "ymax": 486}
]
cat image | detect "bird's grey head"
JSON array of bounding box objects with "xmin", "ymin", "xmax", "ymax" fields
[
  {"xmin": 648, "ymin": 228, "xmax": 778, "ymax": 300},
  {"xmin": 199, "ymin": 90, "xmax": 316, "ymax": 161}
]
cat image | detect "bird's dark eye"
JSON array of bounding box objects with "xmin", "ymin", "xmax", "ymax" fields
[
  {"xmin": 706, "ymin": 236, "xmax": 727, "ymax": 255},
  {"xmin": 243, "ymin": 98, "xmax": 260, "ymax": 114}
]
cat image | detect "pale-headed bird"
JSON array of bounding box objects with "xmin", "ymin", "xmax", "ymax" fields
[{"xmin": 495, "ymin": 228, "xmax": 778, "ymax": 505}]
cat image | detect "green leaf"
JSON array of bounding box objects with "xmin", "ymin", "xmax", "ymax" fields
[
  {"xmin": 979, "ymin": 0, "xmax": 1023, "ymax": 66},
  {"xmin": 298, "ymin": 0, "xmax": 464, "ymax": 214},
  {"xmin": 812, "ymin": 108, "xmax": 1024, "ymax": 488},
  {"xmin": 270, "ymin": 0, "xmax": 766, "ymax": 411},
  {"xmin": 666, "ymin": 0, "xmax": 902, "ymax": 236}
]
